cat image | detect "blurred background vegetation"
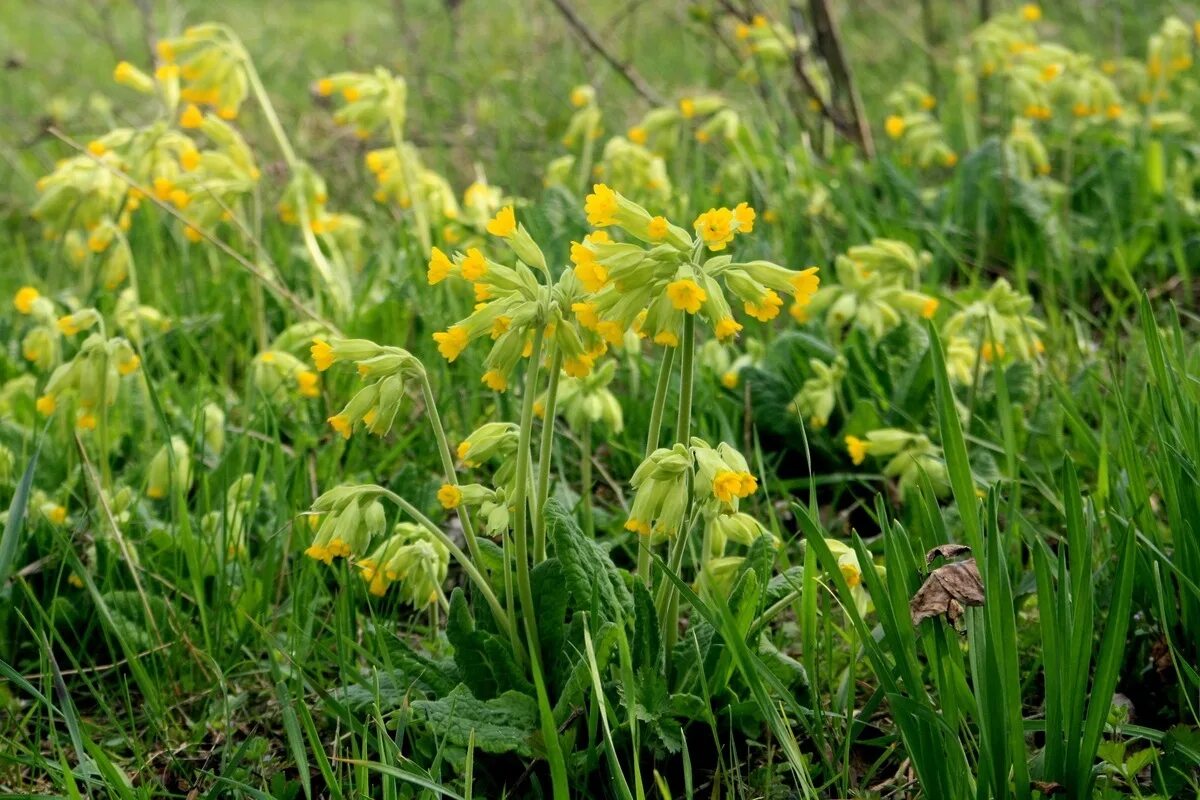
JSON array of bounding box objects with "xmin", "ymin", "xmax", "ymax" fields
[{"xmin": 0, "ymin": 0, "xmax": 1177, "ymax": 201}]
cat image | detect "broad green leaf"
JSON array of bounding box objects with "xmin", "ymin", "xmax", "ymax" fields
[
  {"xmin": 412, "ymin": 684, "xmax": 539, "ymax": 757},
  {"xmin": 546, "ymin": 499, "xmax": 631, "ymax": 622}
]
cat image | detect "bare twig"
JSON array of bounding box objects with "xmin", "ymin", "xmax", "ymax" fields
[
  {"xmin": 547, "ymin": 0, "xmax": 665, "ymax": 105},
  {"xmin": 805, "ymin": 0, "xmax": 875, "ymax": 157}
]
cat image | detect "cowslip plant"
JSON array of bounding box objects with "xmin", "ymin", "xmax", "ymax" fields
[{"xmin": 302, "ymin": 188, "xmax": 819, "ymax": 795}]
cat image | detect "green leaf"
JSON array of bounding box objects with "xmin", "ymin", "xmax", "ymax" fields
[
  {"xmin": 100, "ymin": 591, "xmax": 172, "ymax": 651},
  {"xmin": 531, "ymin": 558, "xmax": 569, "ymax": 683},
  {"xmin": 446, "ymin": 588, "xmax": 532, "ymax": 700},
  {"xmin": 0, "ymin": 436, "xmax": 42, "ymax": 599},
  {"xmin": 334, "ymin": 638, "xmax": 459, "ymax": 710},
  {"xmin": 412, "ymin": 684, "xmax": 539, "ymax": 757},
  {"xmin": 546, "ymin": 499, "xmax": 631, "ymax": 622},
  {"xmin": 632, "ymin": 580, "xmax": 660, "ymax": 674}
]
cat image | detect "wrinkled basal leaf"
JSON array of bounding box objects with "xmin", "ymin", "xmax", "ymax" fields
[{"xmin": 412, "ymin": 684, "xmax": 539, "ymax": 757}]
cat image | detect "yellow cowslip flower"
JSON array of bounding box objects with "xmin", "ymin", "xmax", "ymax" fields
[
  {"xmin": 76, "ymin": 413, "xmax": 97, "ymax": 431},
  {"xmin": 36, "ymin": 394, "xmax": 56, "ymax": 416},
  {"xmin": 721, "ymin": 371, "xmax": 738, "ymax": 389},
  {"xmin": 744, "ymin": 289, "xmax": 783, "ymax": 322},
  {"xmin": 920, "ymin": 94, "xmax": 936, "ymax": 110},
  {"xmin": 47, "ymin": 505, "xmax": 68, "ymax": 525},
  {"xmin": 667, "ymin": 279, "xmax": 707, "ymax": 314},
  {"xmin": 433, "ymin": 326, "xmax": 470, "ymax": 361},
  {"xmin": 885, "ymin": 115, "xmax": 906, "ymax": 139},
  {"xmin": 87, "ymin": 141, "xmax": 106, "ymax": 157},
  {"xmin": 437, "ymin": 484, "xmax": 462, "ymax": 509},
  {"xmin": 624, "ymin": 517, "xmax": 652, "ymax": 536},
  {"xmin": 563, "ymin": 353, "xmax": 596, "ymax": 378},
  {"xmin": 460, "ymin": 248, "xmax": 487, "ymax": 281},
  {"xmin": 481, "ymin": 370, "xmax": 508, "ymax": 392},
  {"xmin": 169, "ymin": 189, "xmax": 190, "ymax": 209},
  {"xmin": 297, "ymin": 370, "xmax": 320, "ymax": 398},
  {"xmin": 571, "ymin": 240, "xmax": 610, "ymax": 291},
  {"xmin": 654, "ymin": 331, "xmax": 679, "ymax": 347},
  {"xmin": 57, "ymin": 316, "xmax": 81, "ymax": 336},
  {"xmin": 311, "ymin": 339, "xmax": 336, "ymax": 371},
  {"xmin": 584, "ymin": 184, "xmax": 619, "ymax": 227},
  {"xmin": 680, "ymin": 98, "xmax": 696, "ymax": 118},
  {"xmin": 845, "ymin": 435, "xmax": 869, "ymax": 465},
  {"xmin": 733, "ymin": 202, "xmax": 755, "ymax": 233},
  {"xmin": 1041, "ymin": 63, "xmax": 1063, "ymax": 82},
  {"xmin": 153, "ymin": 177, "xmax": 173, "ymax": 201},
  {"xmin": 486, "ymin": 205, "xmax": 516, "ymax": 238},
  {"xmin": 1020, "ymin": 3, "xmax": 1041, "ymax": 22},
  {"xmin": 628, "ymin": 126, "xmax": 647, "ymax": 144},
  {"xmin": 712, "ymin": 471, "xmax": 743, "ymax": 503},
  {"xmin": 328, "ymin": 414, "xmax": 353, "ymax": 439},
  {"xmin": 180, "ymin": 103, "xmax": 204, "ymax": 128},
  {"xmin": 739, "ymin": 472, "xmax": 758, "ymax": 496},
  {"xmin": 790, "ymin": 267, "xmax": 821, "ymax": 303},
  {"xmin": 921, "ymin": 298, "xmax": 939, "ymax": 319},
  {"xmin": 117, "ymin": 353, "xmax": 141, "ymax": 376},
  {"xmin": 647, "ymin": 216, "xmax": 669, "ymax": 241},
  {"xmin": 13, "ymin": 286, "xmax": 39, "ymax": 314},
  {"xmin": 981, "ymin": 341, "xmax": 1006, "ymax": 362},
  {"xmin": 427, "ymin": 247, "xmax": 454, "ymax": 284},
  {"xmin": 316, "ymin": 77, "xmax": 334, "ymax": 96},
  {"xmin": 714, "ymin": 318, "xmax": 743, "ymax": 341},
  {"xmin": 113, "ymin": 60, "xmax": 154, "ymax": 93},
  {"xmin": 179, "ymin": 147, "xmax": 200, "ymax": 171},
  {"xmin": 694, "ymin": 207, "xmax": 736, "ymax": 251}
]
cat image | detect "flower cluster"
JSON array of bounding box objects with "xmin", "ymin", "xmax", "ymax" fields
[
  {"xmin": 35, "ymin": 308, "xmax": 142, "ymax": 430},
  {"xmin": 576, "ymin": 184, "xmax": 819, "ymax": 348},
  {"xmin": 359, "ymin": 522, "xmax": 449, "ymax": 605},
  {"xmin": 309, "ymin": 337, "xmax": 425, "ymax": 439},
  {"xmin": 843, "ymin": 429, "xmax": 948, "ymax": 494},
  {"xmin": 883, "ymin": 82, "xmax": 957, "ymax": 168},
  {"xmin": 805, "ymin": 239, "xmax": 938, "ymax": 338}
]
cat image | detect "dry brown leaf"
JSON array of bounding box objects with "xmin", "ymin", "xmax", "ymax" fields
[
  {"xmin": 910, "ymin": 547, "xmax": 984, "ymax": 625},
  {"xmin": 925, "ymin": 543, "xmax": 972, "ymax": 563}
]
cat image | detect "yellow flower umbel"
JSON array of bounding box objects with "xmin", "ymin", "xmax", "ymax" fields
[
  {"xmin": 312, "ymin": 337, "xmax": 425, "ymax": 439},
  {"xmin": 358, "ymin": 523, "xmax": 449, "ymax": 606},
  {"xmin": 843, "ymin": 429, "xmax": 948, "ymax": 495},
  {"xmin": 578, "ymin": 186, "xmax": 818, "ymax": 348},
  {"xmin": 305, "ymin": 486, "xmax": 388, "ymax": 565},
  {"xmin": 626, "ymin": 444, "xmax": 692, "ymax": 540}
]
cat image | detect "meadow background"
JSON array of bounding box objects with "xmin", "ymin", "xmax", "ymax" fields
[{"xmin": 1, "ymin": 1, "xmax": 1199, "ymax": 798}]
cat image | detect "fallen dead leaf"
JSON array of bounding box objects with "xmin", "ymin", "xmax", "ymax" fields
[{"xmin": 910, "ymin": 545, "xmax": 984, "ymax": 625}]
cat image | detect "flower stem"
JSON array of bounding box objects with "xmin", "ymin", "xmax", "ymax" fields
[
  {"xmin": 378, "ymin": 489, "xmax": 511, "ymax": 644},
  {"xmin": 659, "ymin": 312, "xmax": 696, "ymax": 654},
  {"xmin": 532, "ymin": 345, "xmax": 563, "ymax": 562},
  {"xmin": 581, "ymin": 419, "xmax": 594, "ymax": 538},
  {"xmin": 636, "ymin": 345, "xmax": 676, "ymax": 585},
  {"xmin": 512, "ymin": 327, "xmax": 570, "ymax": 800}
]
